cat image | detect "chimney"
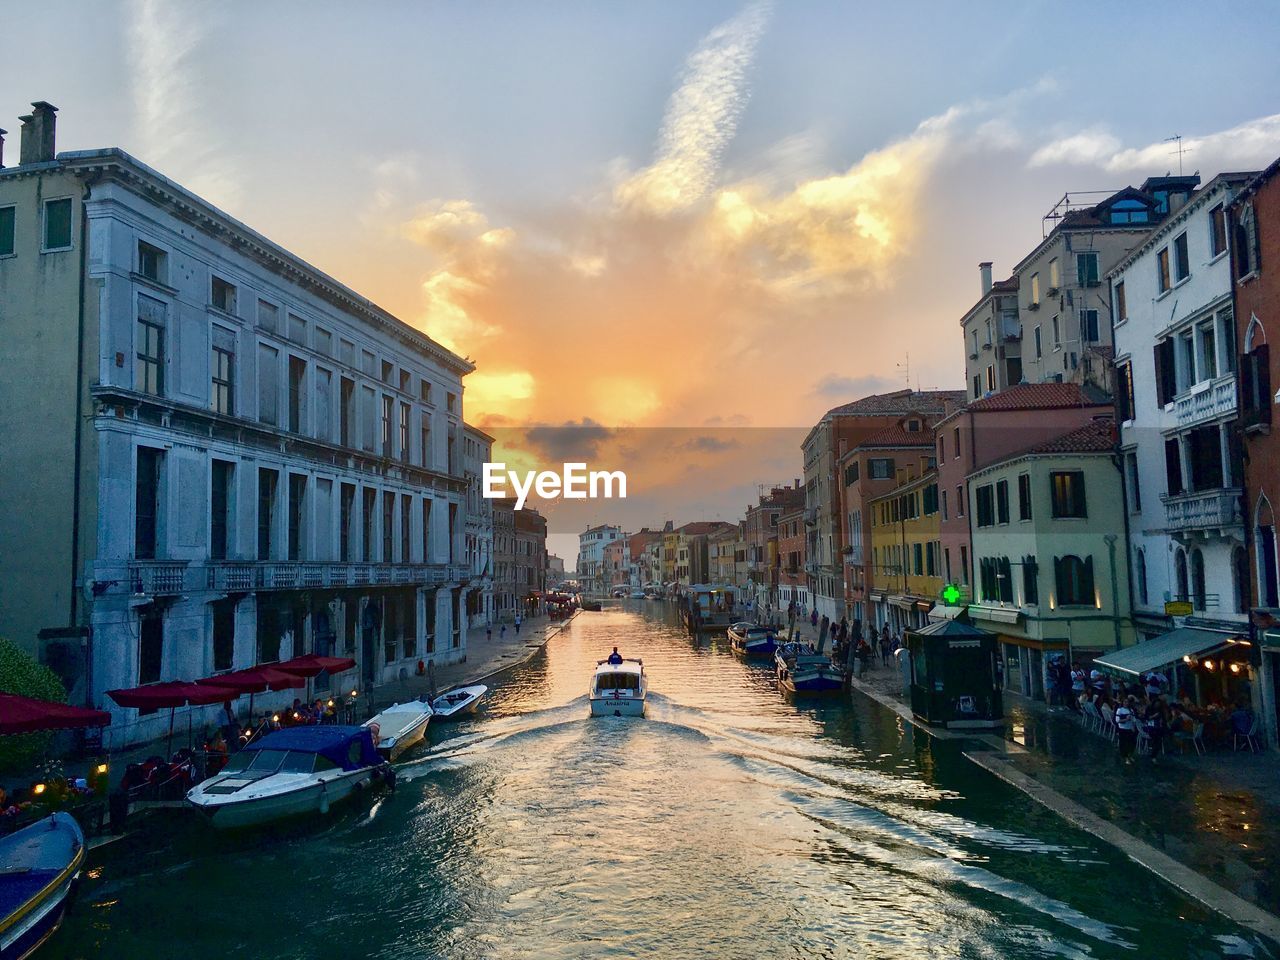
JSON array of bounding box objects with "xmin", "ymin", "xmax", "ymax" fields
[
  {"xmin": 18, "ymin": 101, "xmax": 57, "ymax": 165},
  {"xmin": 0, "ymin": 128, "xmax": 6, "ymax": 169},
  {"xmin": 979, "ymin": 261, "xmax": 993, "ymax": 295}
]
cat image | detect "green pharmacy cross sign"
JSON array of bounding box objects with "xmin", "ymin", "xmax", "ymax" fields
[{"xmin": 941, "ymin": 583, "xmax": 964, "ymax": 606}]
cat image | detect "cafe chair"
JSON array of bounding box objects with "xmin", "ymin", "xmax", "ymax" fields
[
  {"xmin": 1233, "ymin": 719, "xmax": 1261, "ymax": 754},
  {"xmin": 1174, "ymin": 721, "xmax": 1205, "ymax": 756}
]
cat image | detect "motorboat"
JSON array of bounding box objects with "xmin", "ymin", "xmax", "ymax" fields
[
  {"xmin": 364, "ymin": 700, "xmax": 433, "ymax": 761},
  {"xmin": 590, "ymin": 657, "xmax": 647, "ymax": 717},
  {"xmin": 0, "ymin": 812, "xmax": 84, "ymax": 960},
  {"xmin": 629, "ymin": 589, "xmax": 645, "ymax": 600},
  {"xmin": 431, "ymin": 684, "xmax": 488, "ymax": 720},
  {"xmin": 580, "ymin": 600, "xmax": 603, "ymax": 612},
  {"xmin": 775, "ymin": 642, "xmax": 843, "ymax": 695},
  {"xmin": 186, "ymin": 725, "xmax": 389, "ymax": 829},
  {"xmin": 726, "ymin": 622, "xmax": 778, "ymax": 658}
]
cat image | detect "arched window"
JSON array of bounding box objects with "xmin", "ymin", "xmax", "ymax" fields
[
  {"xmin": 1175, "ymin": 548, "xmax": 1189, "ymax": 602},
  {"xmin": 1232, "ymin": 546, "xmax": 1250, "ymax": 614},
  {"xmin": 1135, "ymin": 548, "xmax": 1148, "ymax": 606},
  {"xmin": 1257, "ymin": 494, "xmax": 1279, "ymax": 609},
  {"xmin": 1245, "ymin": 313, "xmax": 1266, "ymax": 352},
  {"xmin": 1190, "ymin": 549, "xmax": 1206, "ymax": 610},
  {"xmin": 1054, "ymin": 554, "xmax": 1095, "ymax": 606}
]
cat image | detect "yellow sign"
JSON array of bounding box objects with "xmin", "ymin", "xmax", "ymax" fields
[{"xmin": 1164, "ymin": 601, "xmax": 1193, "ymax": 617}]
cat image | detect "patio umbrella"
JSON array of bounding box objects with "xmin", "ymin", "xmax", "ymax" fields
[
  {"xmin": 197, "ymin": 666, "xmax": 305, "ymax": 723},
  {"xmin": 0, "ymin": 692, "xmax": 111, "ymax": 734},
  {"xmin": 273, "ymin": 654, "xmax": 357, "ymax": 678},
  {"xmin": 107, "ymin": 681, "xmax": 241, "ymax": 754}
]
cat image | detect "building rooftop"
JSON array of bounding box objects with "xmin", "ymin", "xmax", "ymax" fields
[
  {"xmin": 823, "ymin": 389, "xmax": 966, "ymax": 419},
  {"xmin": 856, "ymin": 424, "xmax": 936, "ymax": 448},
  {"xmin": 965, "ymin": 381, "xmax": 1111, "ymax": 412},
  {"xmin": 977, "ymin": 420, "xmax": 1117, "ymax": 474}
]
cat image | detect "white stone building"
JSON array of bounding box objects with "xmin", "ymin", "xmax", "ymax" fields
[
  {"xmin": 462, "ymin": 424, "xmax": 495, "ymax": 629},
  {"xmin": 577, "ymin": 524, "xmax": 621, "ymax": 596},
  {"xmin": 0, "ymin": 105, "xmax": 473, "ymax": 743},
  {"xmin": 1110, "ymin": 172, "xmax": 1256, "ymax": 644}
]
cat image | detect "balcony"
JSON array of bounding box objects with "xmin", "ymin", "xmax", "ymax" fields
[
  {"xmin": 130, "ymin": 560, "xmax": 190, "ymax": 595},
  {"xmin": 1173, "ymin": 373, "xmax": 1237, "ymax": 428},
  {"xmin": 205, "ymin": 561, "xmax": 463, "ymax": 593},
  {"xmin": 1162, "ymin": 488, "xmax": 1243, "ymax": 534}
]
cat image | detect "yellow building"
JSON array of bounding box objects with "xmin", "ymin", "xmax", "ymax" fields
[{"xmin": 869, "ymin": 469, "xmax": 942, "ymax": 633}]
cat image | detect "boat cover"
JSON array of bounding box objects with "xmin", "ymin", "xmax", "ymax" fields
[{"xmin": 242, "ymin": 725, "xmax": 381, "ymax": 771}]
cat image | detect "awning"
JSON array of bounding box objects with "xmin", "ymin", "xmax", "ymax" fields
[
  {"xmin": 196, "ymin": 666, "xmax": 305, "ymax": 693},
  {"xmin": 929, "ymin": 605, "xmax": 966, "ymax": 621},
  {"xmin": 272, "ymin": 654, "xmax": 357, "ymax": 678},
  {"xmin": 968, "ymin": 604, "xmax": 1023, "ymax": 625},
  {"xmin": 1093, "ymin": 627, "xmax": 1240, "ymax": 677},
  {"xmin": 0, "ymin": 692, "xmax": 111, "ymax": 734},
  {"xmin": 107, "ymin": 681, "xmax": 241, "ymax": 709}
]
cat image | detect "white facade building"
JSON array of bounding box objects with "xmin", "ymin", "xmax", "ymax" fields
[
  {"xmin": 1111, "ymin": 173, "xmax": 1255, "ymax": 642},
  {"xmin": 0, "ymin": 107, "xmax": 474, "ymax": 744},
  {"xmin": 462, "ymin": 424, "xmax": 495, "ymax": 629},
  {"xmin": 577, "ymin": 524, "xmax": 621, "ymax": 596}
]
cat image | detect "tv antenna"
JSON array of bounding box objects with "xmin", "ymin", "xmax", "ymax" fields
[
  {"xmin": 1165, "ymin": 135, "xmax": 1185, "ymax": 176},
  {"xmin": 896, "ymin": 352, "xmax": 910, "ymax": 388}
]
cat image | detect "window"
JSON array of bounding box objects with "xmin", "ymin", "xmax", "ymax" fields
[
  {"xmin": 399, "ymin": 370, "xmax": 412, "ymax": 394},
  {"xmin": 139, "ymin": 614, "xmax": 163, "ymax": 686},
  {"xmin": 211, "ymin": 276, "xmax": 237, "ymax": 314},
  {"xmin": 138, "ymin": 241, "xmax": 166, "ymax": 282},
  {"xmin": 1125, "ymin": 452, "xmax": 1141, "ymax": 512},
  {"xmin": 1153, "ymin": 338, "xmax": 1177, "ymax": 407},
  {"xmin": 1030, "ymin": 272, "xmax": 1040, "ymax": 305},
  {"xmin": 913, "ymin": 542, "xmax": 923, "ymax": 576},
  {"xmin": 315, "ymin": 327, "xmax": 332, "ymax": 357},
  {"xmin": 1172, "ymin": 231, "xmax": 1190, "ymax": 283},
  {"xmin": 1048, "ymin": 257, "xmax": 1060, "ymax": 291},
  {"xmin": 1190, "ymin": 549, "xmax": 1206, "ymax": 610},
  {"xmin": 256, "ymin": 299, "xmax": 278, "ymax": 332},
  {"xmin": 1109, "ymin": 198, "xmax": 1150, "ymax": 224},
  {"xmin": 1242, "ymin": 344, "xmax": 1272, "ymax": 429},
  {"xmin": 953, "ymin": 427, "xmax": 960, "ymax": 458},
  {"xmin": 1188, "ymin": 425, "xmax": 1224, "ymax": 491},
  {"xmin": 975, "ymin": 484, "xmax": 995, "ymax": 527},
  {"xmin": 449, "ymin": 503, "xmax": 459, "ymax": 561},
  {"xmin": 1198, "ymin": 322, "xmax": 1217, "ymax": 380},
  {"xmin": 941, "ymin": 488, "xmax": 948, "ymax": 521},
  {"xmin": 1114, "ymin": 281, "xmax": 1127, "ymax": 324},
  {"xmin": 421, "ymin": 422, "xmax": 432, "ymax": 469},
  {"xmin": 1210, "ymin": 204, "xmax": 1227, "ymax": 258},
  {"xmin": 257, "ymin": 468, "xmax": 278, "ymax": 561},
  {"xmin": 1017, "ymin": 473, "xmax": 1032, "ymax": 521},
  {"xmin": 288, "ymin": 313, "xmax": 306, "ymax": 344},
  {"xmin": 1054, "ymin": 555, "xmax": 1094, "ymax": 606},
  {"xmin": 258, "ymin": 344, "xmax": 280, "ymax": 425},
  {"xmin": 382, "ymin": 491, "xmax": 395, "ymax": 561},
  {"xmin": 1175, "ymin": 548, "xmax": 1189, "ymax": 601},
  {"xmin": 995, "ymin": 480, "xmax": 1010, "ymax": 524},
  {"xmin": 339, "ymin": 483, "xmax": 356, "ymax": 562},
  {"xmin": 381, "ymin": 396, "xmax": 393, "ymax": 457},
  {"xmin": 1050, "ymin": 471, "xmax": 1086, "ymax": 518},
  {"xmin": 1165, "ymin": 437, "xmax": 1184, "ymax": 496},
  {"xmin": 959, "ymin": 544, "xmax": 969, "ymax": 585},
  {"xmin": 972, "ymin": 374, "xmax": 981, "ymax": 399},
  {"xmin": 447, "ymin": 392, "xmax": 457, "ymax": 414},
  {"xmin": 1220, "ymin": 309, "xmax": 1237, "ymax": 374},
  {"xmin": 382, "ymin": 360, "xmax": 395, "ymax": 385},
  {"xmin": 1157, "ymin": 247, "xmax": 1171, "ymax": 293},
  {"xmin": 314, "ymin": 367, "xmax": 332, "ymax": 441},
  {"xmin": 401, "ymin": 493, "xmax": 411, "ymax": 562},
  {"xmin": 210, "ymin": 460, "xmax": 233, "ymax": 561},
  {"xmin": 422, "ymin": 497, "xmax": 432, "ymax": 561},
  {"xmin": 955, "ymin": 485, "xmax": 964, "ymax": 517},
  {"xmin": 43, "ymin": 197, "xmax": 72, "ymax": 250},
  {"xmin": 340, "ymin": 378, "xmax": 355, "ymax": 447},
  {"xmin": 985, "ymin": 365, "xmax": 995, "ymax": 392},
  {"xmin": 212, "ymin": 599, "xmax": 235, "ymax": 673},
  {"xmin": 362, "ymin": 488, "xmax": 377, "ymax": 562},
  {"xmin": 1135, "ymin": 549, "xmax": 1148, "ymax": 606},
  {"xmin": 1080, "ymin": 309, "xmax": 1099, "ymax": 343},
  {"xmin": 136, "ymin": 295, "xmax": 166, "ymax": 396},
  {"xmin": 135, "ymin": 447, "xmax": 162, "ymax": 560},
  {"xmin": 1076, "ymin": 252, "xmax": 1099, "ymax": 287},
  {"xmin": 868, "ymin": 458, "xmax": 894, "ymax": 479},
  {"xmin": 211, "ymin": 334, "xmax": 234, "ymax": 416},
  {"xmin": 399, "ymin": 402, "xmax": 410, "ymax": 461},
  {"xmin": 1233, "ymin": 546, "xmax": 1250, "ymax": 614},
  {"xmin": 420, "ymin": 380, "xmax": 433, "ymax": 403},
  {"xmin": 288, "ymin": 356, "xmax": 306, "ymax": 434},
  {"xmin": 1022, "ymin": 556, "xmax": 1038, "ymax": 605},
  {"xmin": 0, "ymin": 205, "xmax": 14, "ymax": 257},
  {"xmin": 288, "ymin": 474, "xmax": 306, "ymax": 562},
  {"xmin": 922, "ymin": 483, "xmax": 938, "ymax": 515},
  {"xmin": 1116, "ymin": 361, "xmax": 1134, "ymax": 422},
  {"xmin": 979, "ymin": 556, "xmax": 1013, "ymax": 604}
]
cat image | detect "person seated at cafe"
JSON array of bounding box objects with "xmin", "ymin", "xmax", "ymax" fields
[
  {"xmin": 206, "ymin": 730, "xmax": 229, "ymax": 774},
  {"xmin": 1230, "ymin": 702, "xmax": 1255, "ymax": 737}
]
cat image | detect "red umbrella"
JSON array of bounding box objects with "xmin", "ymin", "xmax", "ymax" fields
[
  {"xmin": 273, "ymin": 655, "xmax": 357, "ymax": 678},
  {"xmin": 195, "ymin": 667, "xmax": 305, "ymax": 694},
  {"xmin": 0, "ymin": 692, "xmax": 111, "ymax": 735},
  {"xmin": 107, "ymin": 682, "xmax": 241, "ymax": 754}
]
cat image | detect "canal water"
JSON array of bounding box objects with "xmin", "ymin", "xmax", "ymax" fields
[{"xmin": 51, "ymin": 605, "xmax": 1273, "ymax": 959}]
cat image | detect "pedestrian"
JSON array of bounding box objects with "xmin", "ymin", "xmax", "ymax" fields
[
  {"xmin": 1115, "ymin": 696, "xmax": 1138, "ymax": 763},
  {"xmin": 879, "ymin": 632, "xmax": 891, "ymax": 666},
  {"xmin": 810, "ymin": 608, "xmax": 818, "ymax": 629},
  {"xmin": 486, "ymin": 622, "xmax": 493, "ymax": 642},
  {"xmin": 515, "ymin": 614, "xmax": 522, "ymax": 636},
  {"xmin": 501, "ymin": 623, "xmax": 507, "ymax": 640}
]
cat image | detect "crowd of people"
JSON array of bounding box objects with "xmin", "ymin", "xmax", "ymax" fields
[{"xmin": 1046, "ymin": 657, "xmax": 1257, "ymax": 762}]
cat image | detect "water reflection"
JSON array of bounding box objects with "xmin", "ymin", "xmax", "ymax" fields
[{"xmin": 49, "ymin": 604, "xmax": 1273, "ymax": 960}]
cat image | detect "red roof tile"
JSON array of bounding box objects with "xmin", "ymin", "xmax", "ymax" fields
[
  {"xmin": 966, "ymin": 382, "xmax": 1110, "ymax": 412},
  {"xmin": 1005, "ymin": 420, "xmax": 1117, "ymax": 460},
  {"xmin": 857, "ymin": 424, "xmax": 935, "ymax": 448}
]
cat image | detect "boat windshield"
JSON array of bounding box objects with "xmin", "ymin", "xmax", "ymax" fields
[
  {"xmin": 221, "ymin": 749, "xmax": 316, "ymax": 776},
  {"xmin": 596, "ymin": 672, "xmax": 639, "ymax": 691}
]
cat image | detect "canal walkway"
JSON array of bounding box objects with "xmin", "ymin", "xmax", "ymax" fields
[{"xmin": 845, "ymin": 660, "xmax": 1280, "ymax": 945}]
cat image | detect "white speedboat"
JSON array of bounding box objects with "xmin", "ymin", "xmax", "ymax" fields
[
  {"xmin": 186, "ymin": 725, "xmax": 389, "ymax": 830},
  {"xmin": 0, "ymin": 812, "xmax": 84, "ymax": 960},
  {"xmin": 590, "ymin": 657, "xmax": 647, "ymax": 717},
  {"xmin": 431, "ymin": 684, "xmax": 488, "ymax": 720},
  {"xmin": 629, "ymin": 589, "xmax": 645, "ymax": 599},
  {"xmin": 364, "ymin": 700, "xmax": 433, "ymax": 761}
]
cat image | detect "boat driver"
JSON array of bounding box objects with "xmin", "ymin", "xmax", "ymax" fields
[{"xmin": 607, "ymin": 647, "xmax": 623, "ymax": 665}]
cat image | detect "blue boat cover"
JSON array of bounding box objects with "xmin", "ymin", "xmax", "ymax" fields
[{"xmin": 243, "ymin": 725, "xmax": 381, "ymax": 771}]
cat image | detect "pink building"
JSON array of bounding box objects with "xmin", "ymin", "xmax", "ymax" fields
[{"xmin": 934, "ymin": 382, "xmax": 1114, "ymax": 605}]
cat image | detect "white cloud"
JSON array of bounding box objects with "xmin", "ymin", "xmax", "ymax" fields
[
  {"xmin": 1029, "ymin": 114, "xmax": 1280, "ymax": 174},
  {"xmin": 615, "ymin": 0, "xmax": 773, "ymax": 215},
  {"xmin": 127, "ymin": 0, "xmax": 241, "ymax": 209}
]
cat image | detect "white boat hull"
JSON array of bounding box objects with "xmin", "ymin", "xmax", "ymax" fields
[
  {"xmin": 188, "ymin": 767, "xmax": 377, "ymax": 830},
  {"xmin": 589, "ymin": 693, "xmax": 646, "ymax": 717},
  {"xmin": 366, "ymin": 706, "xmax": 432, "ymax": 761}
]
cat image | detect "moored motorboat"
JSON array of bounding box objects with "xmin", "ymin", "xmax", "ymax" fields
[
  {"xmin": 590, "ymin": 657, "xmax": 647, "ymax": 717},
  {"xmin": 0, "ymin": 812, "xmax": 84, "ymax": 960},
  {"xmin": 775, "ymin": 642, "xmax": 843, "ymax": 695},
  {"xmin": 431, "ymin": 685, "xmax": 488, "ymax": 720},
  {"xmin": 726, "ymin": 622, "xmax": 778, "ymax": 658},
  {"xmin": 364, "ymin": 700, "xmax": 433, "ymax": 761},
  {"xmin": 186, "ymin": 725, "xmax": 389, "ymax": 830}
]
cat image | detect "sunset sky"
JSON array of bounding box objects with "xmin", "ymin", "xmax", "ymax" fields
[{"xmin": 7, "ymin": 1, "xmax": 1280, "ymax": 565}]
